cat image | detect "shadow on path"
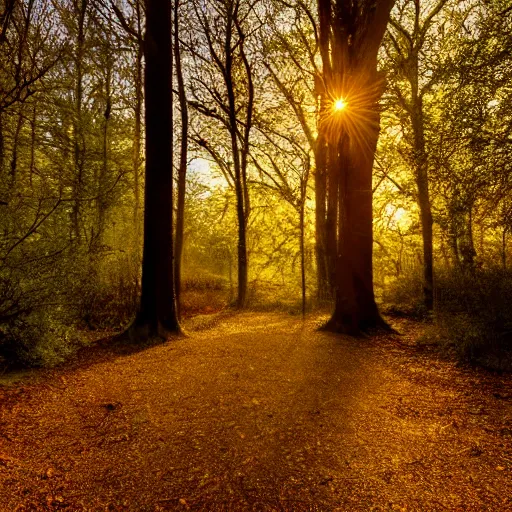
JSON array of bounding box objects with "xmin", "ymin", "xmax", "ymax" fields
[{"xmin": 0, "ymin": 313, "xmax": 511, "ymax": 511}]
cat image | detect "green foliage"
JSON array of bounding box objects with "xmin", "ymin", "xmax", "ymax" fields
[
  {"xmin": 432, "ymin": 268, "xmax": 512, "ymax": 367},
  {"xmin": 0, "ymin": 312, "xmax": 81, "ymax": 368},
  {"xmin": 381, "ymin": 272, "xmax": 428, "ymax": 319}
]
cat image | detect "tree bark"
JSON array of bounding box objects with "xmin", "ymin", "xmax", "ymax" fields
[
  {"xmin": 411, "ymin": 68, "xmax": 434, "ymax": 310},
  {"xmin": 130, "ymin": 0, "xmax": 180, "ymax": 339},
  {"xmin": 95, "ymin": 51, "xmax": 112, "ymax": 252},
  {"xmin": 0, "ymin": 111, "xmax": 4, "ymax": 175},
  {"xmin": 174, "ymin": 0, "xmax": 188, "ymax": 319},
  {"xmin": 9, "ymin": 107, "xmax": 23, "ymax": 184},
  {"xmin": 224, "ymin": 1, "xmax": 248, "ymax": 309},
  {"xmin": 314, "ymin": 132, "xmax": 329, "ymax": 300},
  {"xmin": 133, "ymin": 0, "xmax": 143, "ymax": 261},
  {"xmin": 319, "ymin": 0, "xmax": 395, "ymax": 334},
  {"xmin": 300, "ymin": 193, "xmax": 306, "ymax": 317},
  {"xmin": 29, "ymin": 102, "xmax": 36, "ymax": 186},
  {"xmin": 72, "ymin": 0, "xmax": 87, "ymax": 243}
]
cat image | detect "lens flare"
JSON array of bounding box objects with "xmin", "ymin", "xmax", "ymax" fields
[{"xmin": 334, "ymin": 98, "xmax": 346, "ymax": 111}]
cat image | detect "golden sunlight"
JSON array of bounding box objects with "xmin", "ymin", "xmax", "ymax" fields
[{"xmin": 333, "ymin": 98, "xmax": 347, "ymax": 111}]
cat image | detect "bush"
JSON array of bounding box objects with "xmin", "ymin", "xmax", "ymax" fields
[
  {"xmin": 0, "ymin": 312, "xmax": 82, "ymax": 368},
  {"xmin": 182, "ymin": 273, "xmax": 227, "ymax": 292},
  {"xmin": 433, "ymin": 267, "xmax": 512, "ymax": 367},
  {"xmin": 381, "ymin": 271, "xmax": 428, "ymax": 319},
  {"xmin": 181, "ymin": 273, "xmax": 229, "ymax": 317}
]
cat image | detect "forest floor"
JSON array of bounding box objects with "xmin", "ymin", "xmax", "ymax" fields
[{"xmin": 0, "ymin": 313, "xmax": 511, "ymax": 512}]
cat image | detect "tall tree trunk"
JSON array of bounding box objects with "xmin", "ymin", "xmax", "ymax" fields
[
  {"xmin": 328, "ymin": 135, "xmax": 358, "ymax": 333},
  {"xmin": 348, "ymin": 109, "xmax": 386, "ymax": 328},
  {"xmin": 411, "ymin": 71, "xmax": 434, "ymax": 310},
  {"xmin": 29, "ymin": 102, "xmax": 36, "ymax": 187},
  {"xmin": 133, "ymin": 0, "xmax": 143, "ymax": 260},
  {"xmin": 502, "ymin": 227, "xmax": 507, "ymax": 269},
  {"xmin": 318, "ymin": 0, "xmax": 395, "ymax": 334},
  {"xmin": 95, "ymin": 53, "xmax": 112, "ymax": 252},
  {"xmin": 130, "ymin": 0, "xmax": 180, "ymax": 339},
  {"xmin": 72, "ymin": 0, "xmax": 87, "ymax": 243},
  {"xmin": 9, "ymin": 107, "xmax": 23, "ymax": 184},
  {"xmin": 299, "ymin": 199, "xmax": 306, "ymax": 317},
  {"xmin": 174, "ymin": 0, "xmax": 188, "ymax": 319},
  {"xmin": 224, "ymin": 1, "xmax": 248, "ymax": 309},
  {"xmin": 314, "ymin": 132, "xmax": 329, "ymax": 300},
  {"xmin": 0, "ymin": 111, "xmax": 4, "ymax": 175},
  {"xmin": 325, "ymin": 142, "xmax": 338, "ymax": 297}
]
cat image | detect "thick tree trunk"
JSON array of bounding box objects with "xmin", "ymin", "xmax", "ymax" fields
[
  {"xmin": 348, "ymin": 111, "xmax": 387, "ymax": 329},
  {"xmin": 325, "ymin": 143, "xmax": 338, "ymax": 297},
  {"xmin": 326, "ymin": 135, "xmax": 358, "ymax": 333},
  {"xmin": 130, "ymin": 0, "xmax": 180, "ymax": 339},
  {"xmin": 316, "ymin": 0, "xmax": 395, "ymax": 334},
  {"xmin": 174, "ymin": 0, "xmax": 188, "ymax": 319}
]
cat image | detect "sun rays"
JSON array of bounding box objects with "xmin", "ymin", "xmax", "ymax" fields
[{"xmin": 319, "ymin": 75, "xmax": 385, "ymax": 156}]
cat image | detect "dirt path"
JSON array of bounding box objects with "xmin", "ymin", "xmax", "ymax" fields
[{"xmin": 0, "ymin": 313, "xmax": 511, "ymax": 511}]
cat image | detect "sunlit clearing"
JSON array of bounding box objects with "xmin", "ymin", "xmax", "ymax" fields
[
  {"xmin": 334, "ymin": 98, "xmax": 346, "ymax": 111},
  {"xmin": 385, "ymin": 205, "xmax": 411, "ymax": 229}
]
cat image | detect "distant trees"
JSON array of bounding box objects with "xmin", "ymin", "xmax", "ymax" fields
[
  {"xmin": 1, "ymin": 0, "xmax": 512, "ymax": 366},
  {"xmin": 186, "ymin": 0, "xmax": 258, "ymax": 308},
  {"xmin": 382, "ymin": 0, "xmax": 512, "ymax": 289}
]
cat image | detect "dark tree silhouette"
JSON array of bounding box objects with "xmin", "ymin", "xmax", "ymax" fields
[
  {"xmin": 130, "ymin": 0, "xmax": 181, "ymax": 339},
  {"xmin": 318, "ymin": 0, "xmax": 395, "ymax": 334}
]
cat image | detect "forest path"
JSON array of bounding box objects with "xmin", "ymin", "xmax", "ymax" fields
[{"xmin": 0, "ymin": 313, "xmax": 511, "ymax": 511}]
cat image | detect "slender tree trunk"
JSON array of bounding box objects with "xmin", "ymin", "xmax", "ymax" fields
[
  {"xmin": 234, "ymin": 180, "xmax": 248, "ymax": 308},
  {"xmin": 448, "ymin": 218, "xmax": 460, "ymax": 267},
  {"xmin": 130, "ymin": 0, "xmax": 180, "ymax": 339},
  {"xmin": 224, "ymin": 1, "xmax": 248, "ymax": 309},
  {"xmin": 299, "ymin": 200, "xmax": 306, "ymax": 317},
  {"xmin": 174, "ymin": 0, "xmax": 188, "ymax": 319},
  {"xmin": 0, "ymin": 111, "xmax": 4, "ymax": 175},
  {"xmin": 72, "ymin": 0, "xmax": 87, "ymax": 243},
  {"xmin": 95, "ymin": 54, "xmax": 112, "ymax": 252},
  {"xmin": 314, "ymin": 132, "xmax": 329, "ymax": 300},
  {"xmin": 133, "ymin": 0, "xmax": 143, "ymax": 259},
  {"xmin": 410, "ymin": 51, "xmax": 434, "ymax": 310},
  {"xmin": 9, "ymin": 108, "xmax": 23, "ymax": 184},
  {"xmin": 29, "ymin": 102, "xmax": 36, "ymax": 187},
  {"xmin": 502, "ymin": 227, "xmax": 507, "ymax": 269}
]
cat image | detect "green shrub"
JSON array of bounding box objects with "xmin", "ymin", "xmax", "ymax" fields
[
  {"xmin": 0, "ymin": 312, "xmax": 82, "ymax": 368},
  {"xmin": 381, "ymin": 271, "xmax": 428, "ymax": 319},
  {"xmin": 433, "ymin": 268, "xmax": 512, "ymax": 367},
  {"xmin": 182, "ymin": 273, "xmax": 227, "ymax": 292}
]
